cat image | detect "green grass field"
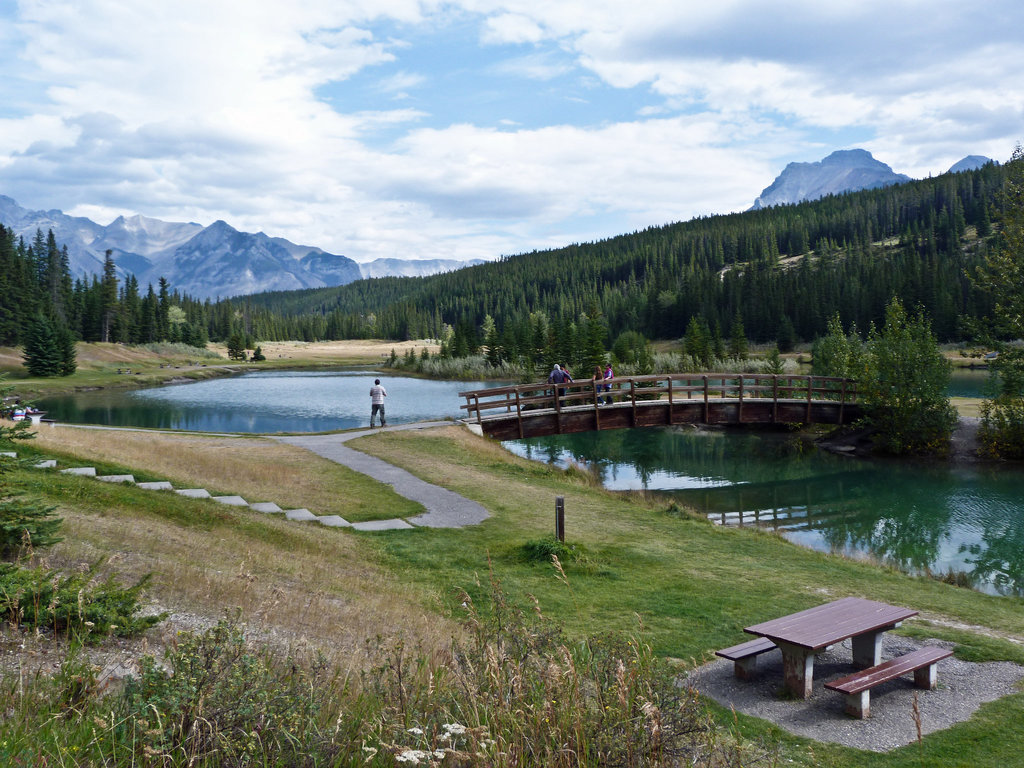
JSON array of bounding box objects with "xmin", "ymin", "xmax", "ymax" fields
[{"xmin": 3, "ymin": 419, "xmax": 1023, "ymax": 766}]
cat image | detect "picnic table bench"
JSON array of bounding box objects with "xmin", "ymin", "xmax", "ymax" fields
[
  {"xmin": 739, "ymin": 597, "xmax": 918, "ymax": 698},
  {"xmin": 824, "ymin": 646, "xmax": 952, "ymax": 718},
  {"xmin": 715, "ymin": 636, "xmax": 777, "ymax": 679}
]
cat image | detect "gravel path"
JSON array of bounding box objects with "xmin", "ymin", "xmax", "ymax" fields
[
  {"xmin": 274, "ymin": 422, "xmax": 490, "ymax": 528},
  {"xmin": 689, "ymin": 634, "xmax": 1024, "ymax": 752}
]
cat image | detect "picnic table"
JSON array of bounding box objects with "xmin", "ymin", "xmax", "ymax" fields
[{"xmin": 743, "ymin": 597, "xmax": 917, "ymax": 698}]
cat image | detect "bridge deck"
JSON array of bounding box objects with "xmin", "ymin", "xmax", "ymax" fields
[{"xmin": 459, "ymin": 373, "xmax": 860, "ymax": 440}]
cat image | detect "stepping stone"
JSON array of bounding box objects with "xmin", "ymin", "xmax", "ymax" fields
[
  {"xmin": 34, "ymin": 459, "xmax": 57, "ymax": 468},
  {"xmin": 0, "ymin": 452, "xmax": 16, "ymax": 458},
  {"xmin": 317, "ymin": 515, "xmax": 351, "ymax": 527},
  {"xmin": 351, "ymin": 518, "xmax": 415, "ymax": 531},
  {"xmin": 284, "ymin": 508, "xmax": 317, "ymax": 521},
  {"xmin": 97, "ymin": 474, "xmax": 136, "ymax": 483},
  {"xmin": 137, "ymin": 481, "xmax": 174, "ymax": 491},
  {"xmin": 250, "ymin": 502, "xmax": 283, "ymax": 513},
  {"xmin": 176, "ymin": 488, "xmax": 211, "ymax": 498},
  {"xmin": 60, "ymin": 467, "xmax": 96, "ymax": 476},
  {"xmin": 212, "ymin": 495, "xmax": 248, "ymax": 506}
]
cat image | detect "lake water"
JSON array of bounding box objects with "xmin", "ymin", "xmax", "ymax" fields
[
  {"xmin": 504, "ymin": 428, "xmax": 1024, "ymax": 597},
  {"xmin": 37, "ymin": 370, "xmax": 506, "ymax": 433}
]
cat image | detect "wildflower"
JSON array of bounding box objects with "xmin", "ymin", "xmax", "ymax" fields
[
  {"xmin": 442, "ymin": 723, "xmax": 466, "ymax": 736},
  {"xmin": 407, "ymin": 726, "xmax": 425, "ymax": 736}
]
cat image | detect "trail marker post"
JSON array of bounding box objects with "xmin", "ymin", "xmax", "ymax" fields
[{"xmin": 555, "ymin": 496, "xmax": 565, "ymax": 542}]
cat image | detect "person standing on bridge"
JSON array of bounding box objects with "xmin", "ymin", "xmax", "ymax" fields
[
  {"xmin": 370, "ymin": 378, "xmax": 388, "ymax": 428},
  {"xmin": 548, "ymin": 364, "xmax": 572, "ymax": 408},
  {"xmin": 603, "ymin": 362, "xmax": 614, "ymax": 405}
]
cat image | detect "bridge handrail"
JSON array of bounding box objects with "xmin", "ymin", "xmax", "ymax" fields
[{"xmin": 458, "ymin": 373, "xmax": 858, "ymax": 423}]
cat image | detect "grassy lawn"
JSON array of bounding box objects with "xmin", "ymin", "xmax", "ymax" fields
[
  {"xmin": 3, "ymin": 421, "xmax": 1023, "ymax": 766},
  {"xmin": 352, "ymin": 426, "xmax": 1024, "ymax": 767}
]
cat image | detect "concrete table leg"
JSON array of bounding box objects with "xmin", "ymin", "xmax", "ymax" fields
[
  {"xmin": 851, "ymin": 631, "xmax": 883, "ymax": 668},
  {"xmin": 778, "ymin": 641, "xmax": 815, "ymax": 698}
]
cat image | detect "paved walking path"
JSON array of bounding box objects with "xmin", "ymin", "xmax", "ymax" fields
[{"xmin": 274, "ymin": 421, "xmax": 490, "ymax": 529}]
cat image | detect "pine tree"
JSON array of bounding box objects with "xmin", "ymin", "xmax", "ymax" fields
[
  {"xmin": 862, "ymin": 298, "xmax": 957, "ymax": 455},
  {"xmin": 56, "ymin": 322, "xmax": 77, "ymax": 376},
  {"xmin": 22, "ymin": 315, "xmax": 63, "ymax": 377}
]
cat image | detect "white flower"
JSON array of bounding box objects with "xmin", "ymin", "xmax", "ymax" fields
[
  {"xmin": 396, "ymin": 749, "xmax": 428, "ymax": 764},
  {"xmin": 442, "ymin": 723, "xmax": 466, "ymax": 736},
  {"xmin": 407, "ymin": 726, "xmax": 425, "ymax": 736}
]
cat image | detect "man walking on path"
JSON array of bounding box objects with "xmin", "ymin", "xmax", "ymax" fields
[{"xmin": 370, "ymin": 378, "xmax": 387, "ymax": 427}]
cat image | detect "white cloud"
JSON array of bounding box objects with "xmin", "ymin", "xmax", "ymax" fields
[{"xmin": 0, "ymin": 0, "xmax": 1021, "ymax": 268}]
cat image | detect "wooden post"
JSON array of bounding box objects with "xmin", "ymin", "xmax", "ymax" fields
[{"xmin": 555, "ymin": 496, "xmax": 565, "ymax": 542}]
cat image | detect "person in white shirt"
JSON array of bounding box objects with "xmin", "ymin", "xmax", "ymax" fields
[{"xmin": 369, "ymin": 378, "xmax": 388, "ymax": 427}]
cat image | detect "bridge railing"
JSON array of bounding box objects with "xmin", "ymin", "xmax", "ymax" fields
[{"xmin": 458, "ymin": 373, "xmax": 858, "ymax": 424}]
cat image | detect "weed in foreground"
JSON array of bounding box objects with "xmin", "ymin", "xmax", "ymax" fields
[{"xmin": 0, "ymin": 569, "xmax": 777, "ymax": 767}]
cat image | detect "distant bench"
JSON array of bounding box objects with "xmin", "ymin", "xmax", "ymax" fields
[
  {"xmin": 824, "ymin": 646, "xmax": 953, "ymax": 718},
  {"xmin": 715, "ymin": 636, "xmax": 777, "ymax": 680}
]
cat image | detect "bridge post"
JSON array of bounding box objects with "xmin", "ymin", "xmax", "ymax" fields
[{"xmin": 555, "ymin": 496, "xmax": 565, "ymax": 542}]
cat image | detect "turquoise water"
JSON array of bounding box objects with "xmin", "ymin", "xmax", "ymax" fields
[
  {"xmin": 37, "ymin": 370, "xmax": 506, "ymax": 433},
  {"xmin": 504, "ymin": 428, "xmax": 1024, "ymax": 597}
]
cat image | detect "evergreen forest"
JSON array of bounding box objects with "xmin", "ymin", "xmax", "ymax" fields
[{"xmin": 0, "ymin": 159, "xmax": 1015, "ymax": 364}]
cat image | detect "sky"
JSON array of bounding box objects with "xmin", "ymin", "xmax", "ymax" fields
[{"xmin": 0, "ymin": 0, "xmax": 1021, "ymax": 264}]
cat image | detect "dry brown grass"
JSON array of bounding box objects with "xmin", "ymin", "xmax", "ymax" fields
[
  {"xmin": 207, "ymin": 338, "xmax": 439, "ymax": 363},
  {"xmin": 21, "ymin": 425, "xmax": 456, "ymax": 665},
  {"xmin": 29, "ymin": 425, "xmax": 419, "ymax": 519}
]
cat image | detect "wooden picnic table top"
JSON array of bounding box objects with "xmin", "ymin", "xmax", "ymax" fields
[{"xmin": 744, "ymin": 596, "xmax": 917, "ymax": 651}]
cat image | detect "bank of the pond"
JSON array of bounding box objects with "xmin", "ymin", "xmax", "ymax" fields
[{"xmin": 0, "ymin": 339, "xmax": 439, "ymax": 398}]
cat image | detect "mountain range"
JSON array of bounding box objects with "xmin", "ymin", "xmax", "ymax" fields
[
  {"xmin": 0, "ymin": 195, "xmax": 480, "ymax": 299},
  {"xmin": 750, "ymin": 149, "xmax": 992, "ymax": 209},
  {"xmin": 0, "ymin": 148, "xmax": 993, "ymax": 299}
]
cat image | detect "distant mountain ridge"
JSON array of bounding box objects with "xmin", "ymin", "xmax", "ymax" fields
[
  {"xmin": 0, "ymin": 195, "xmax": 363, "ymax": 299},
  {"xmin": 750, "ymin": 149, "xmax": 994, "ymax": 210},
  {"xmin": 358, "ymin": 257, "xmax": 485, "ymax": 278},
  {"xmin": 751, "ymin": 149, "xmax": 911, "ymax": 209},
  {"xmin": 0, "ymin": 196, "xmax": 481, "ymax": 299}
]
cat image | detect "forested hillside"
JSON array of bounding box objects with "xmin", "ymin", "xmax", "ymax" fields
[
  {"xmin": 1, "ymin": 160, "xmax": 1012, "ymax": 362},
  {"xmin": 242, "ymin": 161, "xmax": 1007, "ymax": 347}
]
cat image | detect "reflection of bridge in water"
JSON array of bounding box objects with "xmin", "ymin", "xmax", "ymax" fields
[
  {"xmin": 673, "ymin": 470, "xmax": 877, "ymax": 530},
  {"xmin": 460, "ymin": 373, "xmax": 861, "ymax": 440}
]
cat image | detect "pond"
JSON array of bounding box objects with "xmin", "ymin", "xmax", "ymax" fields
[
  {"xmin": 504, "ymin": 428, "xmax": 1024, "ymax": 597},
  {"xmin": 37, "ymin": 370, "xmax": 507, "ymax": 433}
]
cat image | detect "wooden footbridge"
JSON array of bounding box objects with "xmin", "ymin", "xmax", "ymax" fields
[{"xmin": 459, "ymin": 373, "xmax": 861, "ymax": 440}]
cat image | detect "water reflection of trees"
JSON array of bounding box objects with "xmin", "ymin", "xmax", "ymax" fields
[{"xmin": 510, "ymin": 427, "xmax": 856, "ymax": 488}]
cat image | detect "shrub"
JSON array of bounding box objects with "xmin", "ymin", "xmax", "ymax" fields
[
  {"xmin": 519, "ymin": 535, "xmax": 586, "ymax": 565},
  {"xmin": 0, "ymin": 560, "xmax": 165, "ymax": 642},
  {"xmin": 121, "ymin": 620, "xmax": 339, "ymax": 766}
]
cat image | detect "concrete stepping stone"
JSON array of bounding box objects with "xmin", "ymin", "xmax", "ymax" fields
[
  {"xmin": 0, "ymin": 451, "xmax": 16, "ymax": 458},
  {"xmin": 137, "ymin": 481, "xmax": 174, "ymax": 490},
  {"xmin": 60, "ymin": 467, "xmax": 96, "ymax": 476},
  {"xmin": 250, "ymin": 502, "xmax": 283, "ymax": 513},
  {"xmin": 317, "ymin": 515, "xmax": 351, "ymax": 527},
  {"xmin": 351, "ymin": 518, "xmax": 415, "ymax": 531},
  {"xmin": 176, "ymin": 488, "xmax": 211, "ymax": 498},
  {"xmin": 97, "ymin": 474, "xmax": 136, "ymax": 483},
  {"xmin": 284, "ymin": 508, "xmax": 317, "ymax": 521},
  {"xmin": 34, "ymin": 459, "xmax": 57, "ymax": 468},
  {"xmin": 212, "ymin": 495, "xmax": 248, "ymax": 506}
]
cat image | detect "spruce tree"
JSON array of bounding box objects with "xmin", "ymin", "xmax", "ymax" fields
[{"xmin": 22, "ymin": 315, "xmax": 63, "ymax": 377}]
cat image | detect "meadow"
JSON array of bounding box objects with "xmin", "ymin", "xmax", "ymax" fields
[{"xmin": 1, "ymin": 418, "xmax": 1022, "ymax": 766}]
